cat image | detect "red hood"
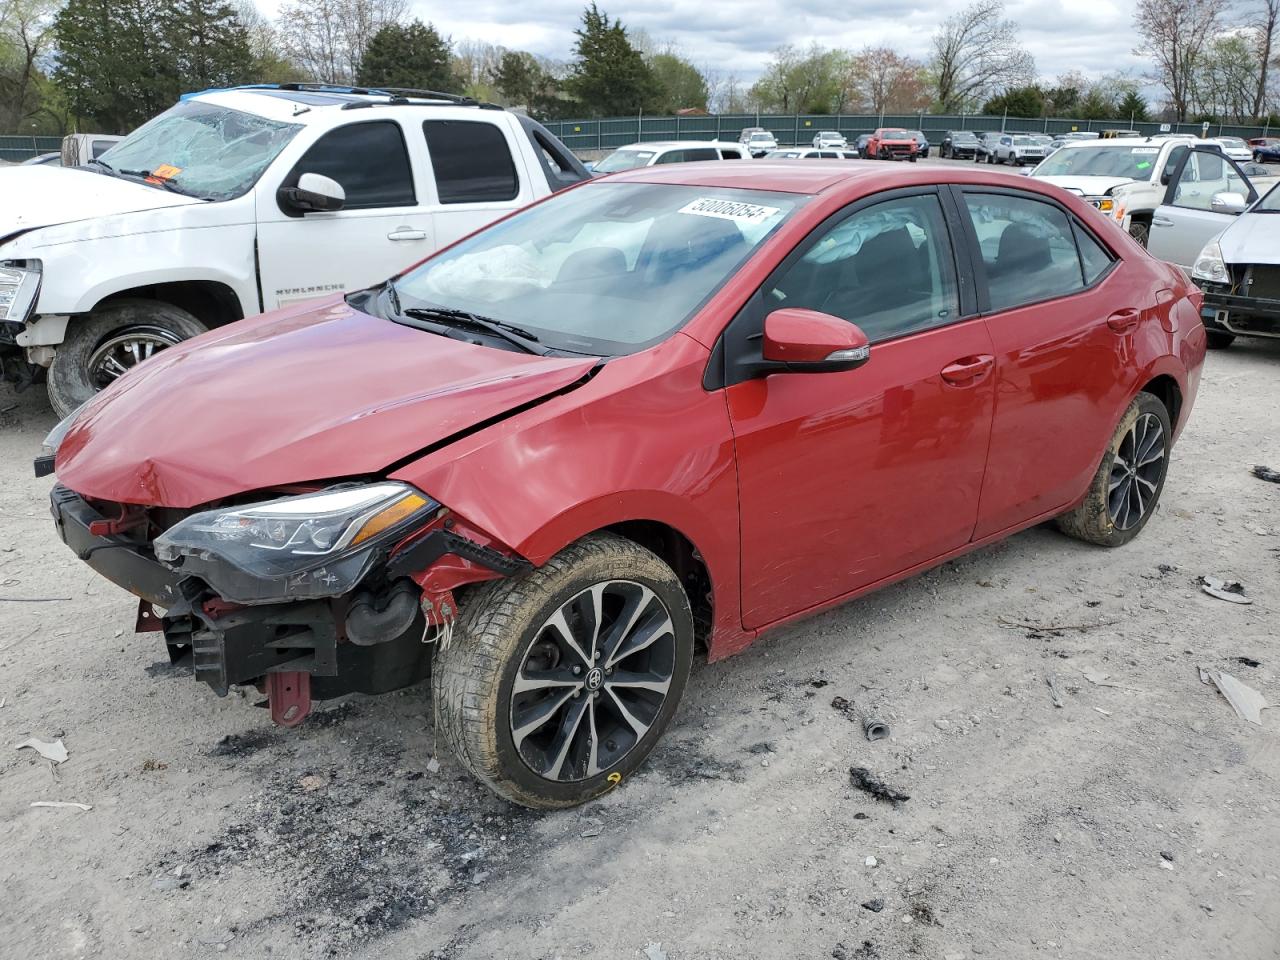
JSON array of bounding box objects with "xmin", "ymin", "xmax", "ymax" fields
[{"xmin": 55, "ymin": 297, "xmax": 596, "ymax": 507}]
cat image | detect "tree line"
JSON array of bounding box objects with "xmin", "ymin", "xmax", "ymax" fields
[{"xmin": 2, "ymin": 0, "xmax": 1279, "ymax": 136}]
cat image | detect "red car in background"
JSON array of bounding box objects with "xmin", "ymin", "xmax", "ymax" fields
[
  {"xmin": 866, "ymin": 127, "xmax": 919, "ymax": 161},
  {"xmin": 42, "ymin": 162, "xmax": 1205, "ymax": 808}
]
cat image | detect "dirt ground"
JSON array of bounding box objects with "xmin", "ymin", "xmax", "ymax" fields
[{"xmin": 1, "ymin": 340, "xmax": 1278, "ymax": 960}]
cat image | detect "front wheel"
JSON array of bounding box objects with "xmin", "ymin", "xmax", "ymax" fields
[
  {"xmin": 1055, "ymin": 392, "xmax": 1172, "ymax": 547},
  {"xmin": 47, "ymin": 299, "xmax": 207, "ymax": 417},
  {"xmin": 432, "ymin": 533, "xmax": 694, "ymax": 809},
  {"xmin": 1127, "ymin": 219, "xmax": 1150, "ymax": 247}
]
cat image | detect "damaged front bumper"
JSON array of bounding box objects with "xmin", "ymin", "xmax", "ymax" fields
[
  {"xmin": 49, "ymin": 483, "xmax": 525, "ymax": 725},
  {"xmin": 1200, "ymin": 278, "xmax": 1280, "ymax": 339}
]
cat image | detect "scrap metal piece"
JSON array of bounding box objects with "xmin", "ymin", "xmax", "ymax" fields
[
  {"xmin": 267, "ymin": 671, "xmax": 311, "ymax": 727},
  {"xmin": 1210, "ymin": 670, "xmax": 1269, "ymax": 725},
  {"xmin": 14, "ymin": 737, "xmax": 68, "ymax": 764},
  {"xmin": 1199, "ymin": 577, "xmax": 1253, "ymax": 605},
  {"xmin": 31, "ymin": 801, "xmax": 91, "ymax": 811},
  {"xmin": 862, "ymin": 717, "xmax": 891, "ymax": 741}
]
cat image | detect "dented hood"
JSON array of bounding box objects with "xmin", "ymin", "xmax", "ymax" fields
[
  {"xmin": 1034, "ymin": 175, "xmax": 1133, "ymax": 197},
  {"xmin": 54, "ymin": 298, "xmax": 596, "ymax": 507},
  {"xmin": 0, "ymin": 165, "xmax": 199, "ymax": 239}
]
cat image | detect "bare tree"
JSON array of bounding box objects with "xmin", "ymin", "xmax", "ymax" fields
[
  {"xmin": 1252, "ymin": 0, "xmax": 1279, "ymax": 116},
  {"xmin": 0, "ymin": 0, "xmax": 57, "ymax": 131},
  {"xmin": 856, "ymin": 46, "xmax": 930, "ymax": 114},
  {"xmin": 276, "ymin": 0, "xmax": 407, "ymax": 83},
  {"xmin": 1133, "ymin": 0, "xmax": 1226, "ymax": 121},
  {"xmin": 930, "ymin": 0, "xmax": 1035, "ymax": 112}
]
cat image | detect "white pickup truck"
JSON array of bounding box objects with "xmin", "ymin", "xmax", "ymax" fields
[{"xmin": 0, "ymin": 84, "xmax": 589, "ymax": 415}]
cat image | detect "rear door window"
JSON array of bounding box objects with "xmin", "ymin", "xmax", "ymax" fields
[
  {"xmin": 962, "ymin": 193, "xmax": 1088, "ymax": 311},
  {"xmin": 285, "ymin": 120, "xmax": 416, "ymax": 210},
  {"xmin": 423, "ymin": 120, "xmax": 519, "ymax": 204}
]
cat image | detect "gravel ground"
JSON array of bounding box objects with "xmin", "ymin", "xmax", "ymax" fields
[{"xmin": 1, "ymin": 337, "xmax": 1278, "ymax": 960}]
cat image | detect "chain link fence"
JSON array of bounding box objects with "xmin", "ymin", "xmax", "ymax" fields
[
  {"xmin": 0, "ymin": 135, "xmax": 64, "ymax": 163},
  {"xmin": 542, "ymin": 114, "xmax": 1279, "ymax": 155}
]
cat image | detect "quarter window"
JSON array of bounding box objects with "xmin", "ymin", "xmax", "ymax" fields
[
  {"xmin": 1073, "ymin": 223, "xmax": 1114, "ymax": 285},
  {"xmin": 764, "ymin": 193, "xmax": 960, "ymax": 342},
  {"xmin": 963, "ymin": 193, "xmax": 1086, "ymax": 311},
  {"xmin": 423, "ymin": 120, "xmax": 519, "ymax": 204},
  {"xmin": 286, "ymin": 120, "xmax": 415, "ymax": 210}
]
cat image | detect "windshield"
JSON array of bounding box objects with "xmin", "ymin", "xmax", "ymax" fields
[
  {"xmin": 750, "ymin": 133, "xmax": 775, "ymax": 142},
  {"xmin": 97, "ymin": 101, "xmax": 301, "ymax": 201},
  {"xmin": 1033, "ymin": 144, "xmax": 1163, "ymax": 179},
  {"xmin": 393, "ymin": 182, "xmax": 801, "ymax": 355},
  {"xmin": 595, "ymin": 149, "xmax": 656, "ymax": 173},
  {"xmin": 882, "ymin": 129, "xmax": 910, "ymax": 138},
  {"xmin": 819, "ymin": 131, "xmax": 840, "ymax": 137},
  {"xmin": 1254, "ymin": 182, "xmax": 1280, "ymax": 211},
  {"xmin": 951, "ymin": 132, "xmax": 977, "ymax": 141},
  {"xmin": 1014, "ymin": 137, "xmax": 1035, "ymax": 145},
  {"xmin": 1219, "ymin": 138, "xmax": 1246, "ymax": 148}
]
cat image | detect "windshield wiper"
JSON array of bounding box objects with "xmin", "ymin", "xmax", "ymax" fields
[{"xmin": 402, "ymin": 306, "xmax": 547, "ymax": 355}]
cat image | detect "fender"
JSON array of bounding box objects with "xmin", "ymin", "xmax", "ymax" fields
[{"xmin": 389, "ymin": 333, "xmax": 751, "ymax": 659}]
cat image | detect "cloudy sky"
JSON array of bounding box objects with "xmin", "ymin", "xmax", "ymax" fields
[{"xmin": 415, "ymin": 0, "xmax": 1148, "ymax": 86}]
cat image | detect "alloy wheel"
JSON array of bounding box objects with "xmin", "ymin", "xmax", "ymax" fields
[
  {"xmin": 510, "ymin": 580, "xmax": 677, "ymax": 783},
  {"xmin": 1107, "ymin": 412, "xmax": 1166, "ymax": 530},
  {"xmin": 87, "ymin": 325, "xmax": 185, "ymax": 388}
]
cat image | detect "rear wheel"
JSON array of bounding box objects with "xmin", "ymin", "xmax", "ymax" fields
[
  {"xmin": 432, "ymin": 533, "xmax": 694, "ymax": 809},
  {"xmin": 1055, "ymin": 392, "xmax": 1172, "ymax": 547},
  {"xmin": 47, "ymin": 299, "xmax": 207, "ymax": 417}
]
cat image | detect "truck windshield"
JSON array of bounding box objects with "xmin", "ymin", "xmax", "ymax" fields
[
  {"xmin": 595, "ymin": 149, "xmax": 656, "ymax": 173},
  {"xmin": 96, "ymin": 101, "xmax": 301, "ymax": 201},
  {"xmin": 393, "ymin": 182, "xmax": 801, "ymax": 355},
  {"xmin": 1034, "ymin": 144, "xmax": 1163, "ymax": 179}
]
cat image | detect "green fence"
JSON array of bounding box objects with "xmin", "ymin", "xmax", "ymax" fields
[
  {"xmin": 543, "ymin": 114, "xmax": 1279, "ymax": 153},
  {"xmin": 0, "ymin": 135, "xmax": 63, "ymax": 163}
]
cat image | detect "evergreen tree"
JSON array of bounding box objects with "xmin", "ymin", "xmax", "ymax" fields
[
  {"xmin": 356, "ymin": 20, "xmax": 455, "ymax": 91},
  {"xmin": 565, "ymin": 3, "xmax": 653, "ymax": 116}
]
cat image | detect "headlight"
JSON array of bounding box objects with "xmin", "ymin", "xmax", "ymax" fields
[
  {"xmin": 1096, "ymin": 198, "xmax": 1114, "ymax": 214},
  {"xmin": 41, "ymin": 400, "xmax": 90, "ymax": 458},
  {"xmin": 0, "ymin": 260, "xmax": 42, "ymax": 323},
  {"xmin": 154, "ymin": 483, "xmax": 439, "ymax": 604},
  {"xmin": 1192, "ymin": 240, "xmax": 1229, "ymax": 283}
]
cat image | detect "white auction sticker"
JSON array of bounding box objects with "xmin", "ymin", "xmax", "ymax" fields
[
  {"xmin": 678, "ymin": 197, "xmax": 781, "ymax": 225},
  {"xmin": 1130, "ymin": 147, "xmax": 1160, "ymax": 154}
]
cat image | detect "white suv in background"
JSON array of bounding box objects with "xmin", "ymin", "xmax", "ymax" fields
[
  {"xmin": 812, "ymin": 130, "xmax": 847, "ymax": 149},
  {"xmin": 0, "ymin": 84, "xmax": 589, "ymax": 414},
  {"xmin": 991, "ymin": 134, "xmax": 1048, "ymax": 166},
  {"xmin": 591, "ymin": 140, "xmax": 746, "ymax": 173}
]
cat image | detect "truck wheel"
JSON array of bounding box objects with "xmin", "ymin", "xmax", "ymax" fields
[
  {"xmin": 432, "ymin": 532, "xmax": 694, "ymax": 809},
  {"xmin": 1055, "ymin": 392, "xmax": 1172, "ymax": 548},
  {"xmin": 1127, "ymin": 219, "xmax": 1150, "ymax": 247},
  {"xmin": 1205, "ymin": 330, "xmax": 1235, "ymax": 349},
  {"xmin": 47, "ymin": 299, "xmax": 207, "ymax": 417}
]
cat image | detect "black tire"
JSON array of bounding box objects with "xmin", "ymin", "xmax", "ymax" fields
[
  {"xmin": 1055, "ymin": 392, "xmax": 1172, "ymax": 547},
  {"xmin": 1127, "ymin": 218, "xmax": 1151, "ymax": 248},
  {"xmin": 1205, "ymin": 329, "xmax": 1235, "ymax": 349},
  {"xmin": 432, "ymin": 532, "xmax": 694, "ymax": 809},
  {"xmin": 909, "ymin": 155, "xmax": 917, "ymax": 162},
  {"xmin": 47, "ymin": 299, "xmax": 207, "ymax": 417}
]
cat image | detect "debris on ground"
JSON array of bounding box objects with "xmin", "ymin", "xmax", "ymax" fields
[
  {"xmin": 1198, "ymin": 576, "xmax": 1253, "ymax": 605},
  {"xmin": 849, "ymin": 767, "xmax": 910, "ymax": 806},
  {"xmin": 861, "ymin": 898, "xmax": 885, "ymax": 912},
  {"xmin": 1160, "ymin": 850, "xmax": 1175, "ymax": 862},
  {"xmin": 831, "ymin": 696, "xmax": 858, "ymax": 721},
  {"xmin": 1207, "ymin": 670, "xmax": 1269, "ymax": 725},
  {"xmin": 14, "ymin": 737, "xmax": 69, "ymax": 764},
  {"xmin": 140, "ymin": 759, "xmax": 168, "ymax": 772},
  {"xmin": 30, "ymin": 801, "xmax": 91, "ymax": 811},
  {"xmin": 999, "ymin": 615, "xmax": 1120, "ymax": 636},
  {"xmin": 426, "ymin": 756, "xmax": 441, "ymax": 774},
  {"xmin": 1234, "ymin": 656, "xmax": 1262, "ymax": 668},
  {"xmin": 643, "ymin": 942, "xmax": 668, "ymax": 960},
  {"xmin": 863, "ymin": 717, "xmax": 890, "ymax": 741},
  {"xmin": 1081, "ymin": 670, "xmax": 1142, "ymax": 691},
  {"xmin": 864, "ymin": 856, "xmax": 878, "ymax": 867},
  {"xmin": 1046, "ymin": 675, "xmax": 1064, "ymax": 708},
  {"xmin": 1251, "ymin": 464, "xmax": 1280, "ymax": 483}
]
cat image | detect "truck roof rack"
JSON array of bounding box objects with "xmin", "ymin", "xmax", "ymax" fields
[{"xmin": 185, "ymin": 83, "xmax": 505, "ymax": 111}]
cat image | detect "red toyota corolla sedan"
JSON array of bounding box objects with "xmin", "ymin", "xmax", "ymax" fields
[{"xmin": 40, "ymin": 162, "xmax": 1205, "ymax": 808}]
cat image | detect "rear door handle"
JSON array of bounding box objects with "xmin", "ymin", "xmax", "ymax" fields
[
  {"xmin": 1151, "ymin": 216, "xmax": 1174, "ymax": 227},
  {"xmin": 388, "ymin": 228, "xmax": 427, "ymax": 241},
  {"xmin": 940, "ymin": 354, "xmax": 994, "ymax": 385},
  {"xmin": 1107, "ymin": 308, "xmax": 1140, "ymax": 332}
]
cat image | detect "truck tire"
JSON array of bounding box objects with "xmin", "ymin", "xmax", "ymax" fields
[
  {"xmin": 47, "ymin": 299, "xmax": 208, "ymax": 417},
  {"xmin": 1127, "ymin": 218, "xmax": 1151, "ymax": 247},
  {"xmin": 432, "ymin": 532, "xmax": 694, "ymax": 809},
  {"xmin": 1055, "ymin": 392, "xmax": 1172, "ymax": 548}
]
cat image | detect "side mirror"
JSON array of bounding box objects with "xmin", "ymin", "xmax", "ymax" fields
[
  {"xmin": 279, "ymin": 172, "xmax": 346, "ymax": 214},
  {"xmin": 1160, "ymin": 172, "xmax": 1172, "ymax": 186},
  {"xmin": 762, "ymin": 308, "xmax": 870, "ymax": 373},
  {"xmin": 1211, "ymin": 192, "xmax": 1248, "ymax": 214}
]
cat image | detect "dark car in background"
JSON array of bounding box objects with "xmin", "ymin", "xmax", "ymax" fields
[
  {"xmin": 854, "ymin": 133, "xmax": 873, "ymax": 158},
  {"xmin": 1253, "ymin": 140, "xmax": 1280, "ymax": 162},
  {"xmin": 940, "ymin": 130, "xmax": 979, "ymax": 159},
  {"xmin": 907, "ymin": 130, "xmax": 930, "ymax": 158}
]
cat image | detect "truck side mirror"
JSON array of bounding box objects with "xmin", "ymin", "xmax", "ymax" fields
[
  {"xmin": 1210, "ymin": 192, "xmax": 1248, "ymax": 214},
  {"xmin": 279, "ymin": 172, "xmax": 346, "ymax": 214}
]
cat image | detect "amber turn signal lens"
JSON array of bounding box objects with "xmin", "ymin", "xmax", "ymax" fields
[{"xmin": 350, "ymin": 493, "xmax": 429, "ymax": 546}]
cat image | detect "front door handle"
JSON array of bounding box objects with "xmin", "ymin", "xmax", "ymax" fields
[
  {"xmin": 1151, "ymin": 215, "xmax": 1174, "ymax": 227},
  {"xmin": 388, "ymin": 228, "xmax": 427, "ymax": 241},
  {"xmin": 940, "ymin": 354, "xmax": 994, "ymax": 385},
  {"xmin": 1107, "ymin": 308, "xmax": 1140, "ymax": 332}
]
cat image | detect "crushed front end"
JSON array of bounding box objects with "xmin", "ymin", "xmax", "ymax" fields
[
  {"xmin": 1198, "ymin": 263, "xmax": 1280, "ymax": 340},
  {"xmin": 47, "ymin": 479, "xmax": 526, "ymax": 726}
]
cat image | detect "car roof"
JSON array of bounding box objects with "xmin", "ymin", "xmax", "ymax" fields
[
  {"xmin": 598, "ymin": 159, "xmax": 1069, "ymax": 197},
  {"xmin": 187, "ymin": 83, "xmax": 503, "ymax": 123}
]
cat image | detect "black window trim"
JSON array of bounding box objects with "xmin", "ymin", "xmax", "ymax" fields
[
  {"xmin": 705, "ymin": 185, "xmax": 976, "ymax": 390},
  {"xmin": 422, "ymin": 118, "xmax": 521, "ymax": 205},
  {"xmin": 1160, "ymin": 145, "xmax": 1258, "ymax": 209},
  {"xmin": 278, "ymin": 118, "xmax": 417, "ymax": 217},
  {"xmin": 948, "ymin": 184, "xmax": 1120, "ymax": 316}
]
